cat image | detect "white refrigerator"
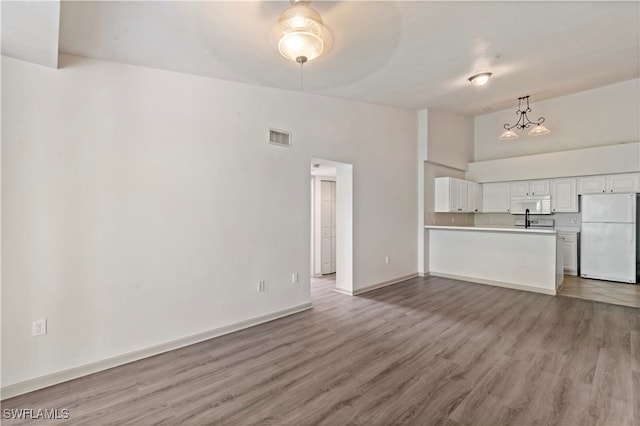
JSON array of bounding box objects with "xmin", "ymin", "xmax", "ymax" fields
[{"xmin": 580, "ymin": 193, "xmax": 637, "ymax": 283}]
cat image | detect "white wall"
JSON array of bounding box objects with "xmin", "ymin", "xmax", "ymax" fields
[
  {"xmin": 427, "ymin": 109, "xmax": 474, "ymax": 171},
  {"xmin": 418, "ymin": 109, "xmax": 474, "ymax": 275},
  {"xmin": 1, "ymin": 54, "xmax": 417, "ymax": 390},
  {"xmin": 467, "ymin": 142, "xmax": 640, "ymax": 183},
  {"xmin": 475, "ymin": 79, "xmax": 640, "ymax": 161}
]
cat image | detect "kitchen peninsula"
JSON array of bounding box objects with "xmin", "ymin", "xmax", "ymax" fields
[{"xmin": 425, "ymin": 225, "xmax": 562, "ymax": 295}]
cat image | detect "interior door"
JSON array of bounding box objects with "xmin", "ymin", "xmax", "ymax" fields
[
  {"xmin": 321, "ymin": 180, "xmax": 336, "ymax": 274},
  {"xmin": 331, "ymin": 181, "xmax": 336, "ymax": 273}
]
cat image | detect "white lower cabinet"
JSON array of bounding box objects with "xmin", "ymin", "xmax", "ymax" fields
[{"xmin": 558, "ymin": 232, "xmax": 578, "ymax": 275}]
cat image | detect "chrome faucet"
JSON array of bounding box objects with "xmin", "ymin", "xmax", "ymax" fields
[{"xmin": 525, "ymin": 208, "xmax": 530, "ymax": 228}]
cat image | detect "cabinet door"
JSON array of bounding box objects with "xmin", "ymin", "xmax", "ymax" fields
[
  {"xmin": 559, "ymin": 239, "xmax": 577, "ymax": 274},
  {"xmin": 530, "ymin": 179, "xmax": 550, "ymax": 196},
  {"xmin": 455, "ymin": 180, "xmax": 468, "ymax": 212},
  {"xmin": 510, "ymin": 181, "xmax": 530, "ymax": 197},
  {"xmin": 434, "ymin": 177, "xmax": 452, "ymax": 212},
  {"xmin": 467, "ymin": 182, "xmax": 482, "ymax": 212},
  {"xmin": 559, "ymin": 232, "xmax": 578, "ymax": 274},
  {"xmin": 607, "ymin": 173, "xmax": 639, "ymax": 193},
  {"xmin": 552, "ymin": 178, "xmax": 578, "ymax": 212},
  {"xmin": 578, "ymin": 176, "xmax": 606, "ymax": 194},
  {"xmin": 482, "ymin": 182, "xmax": 511, "ymax": 213}
]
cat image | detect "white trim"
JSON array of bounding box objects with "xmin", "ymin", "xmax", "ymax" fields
[
  {"xmin": 1, "ymin": 303, "xmax": 312, "ymax": 400},
  {"xmin": 430, "ymin": 272, "xmax": 557, "ymax": 296},
  {"xmin": 352, "ymin": 273, "xmax": 419, "ymax": 296},
  {"xmin": 418, "ymin": 272, "xmax": 430, "ymax": 277},
  {"xmin": 333, "ymin": 273, "xmax": 419, "ymax": 297},
  {"xmin": 424, "ymin": 159, "xmax": 467, "ymax": 172},
  {"xmin": 333, "ymin": 286, "xmax": 354, "ymax": 296}
]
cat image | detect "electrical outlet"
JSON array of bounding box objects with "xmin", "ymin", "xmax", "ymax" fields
[
  {"xmin": 258, "ymin": 281, "xmax": 265, "ymax": 292},
  {"xmin": 32, "ymin": 319, "xmax": 47, "ymax": 336},
  {"xmin": 519, "ymin": 259, "xmax": 527, "ymax": 267},
  {"xmin": 385, "ymin": 256, "xmax": 390, "ymax": 264},
  {"xmin": 291, "ymin": 273, "xmax": 299, "ymax": 284}
]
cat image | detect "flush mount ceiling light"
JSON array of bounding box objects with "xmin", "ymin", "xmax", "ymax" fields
[
  {"xmin": 273, "ymin": 0, "xmax": 332, "ymax": 64},
  {"xmin": 499, "ymin": 95, "xmax": 551, "ymax": 141},
  {"xmin": 468, "ymin": 72, "xmax": 492, "ymax": 87}
]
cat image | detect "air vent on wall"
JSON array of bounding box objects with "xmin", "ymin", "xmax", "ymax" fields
[{"xmin": 269, "ymin": 128, "xmax": 292, "ymax": 148}]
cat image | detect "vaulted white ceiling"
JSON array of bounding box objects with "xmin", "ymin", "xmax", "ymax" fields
[{"xmin": 3, "ymin": 1, "xmax": 639, "ymax": 115}]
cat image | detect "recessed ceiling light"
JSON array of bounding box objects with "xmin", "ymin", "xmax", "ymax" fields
[{"xmin": 468, "ymin": 72, "xmax": 493, "ymax": 87}]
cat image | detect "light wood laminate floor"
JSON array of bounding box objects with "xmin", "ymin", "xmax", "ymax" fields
[
  {"xmin": 559, "ymin": 275, "xmax": 640, "ymax": 308},
  {"xmin": 3, "ymin": 275, "xmax": 640, "ymax": 425}
]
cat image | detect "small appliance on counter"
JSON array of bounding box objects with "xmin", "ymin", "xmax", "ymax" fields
[{"xmin": 580, "ymin": 193, "xmax": 637, "ymax": 284}]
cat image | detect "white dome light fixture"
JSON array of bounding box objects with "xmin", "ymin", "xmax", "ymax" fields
[
  {"xmin": 499, "ymin": 95, "xmax": 551, "ymax": 141},
  {"xmin": 468, "ymin": 72, "xmax": 492, "ymax": 87},
  {"xmin": 274, "ymin": 1, "xmax": 332, "ymax": 64}
]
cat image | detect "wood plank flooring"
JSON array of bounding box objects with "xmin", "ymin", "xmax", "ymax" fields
[
  {"xmin": 559, "ymin": 275, "xmax": 640, "ymax": 308},
  {"xmin": 3, "ymin": 275, "xmax": 639, "ymax": 425}
]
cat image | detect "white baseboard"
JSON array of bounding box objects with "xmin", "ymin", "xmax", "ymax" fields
[
  {"xmin": 352, "ymin": 273, "xmax": 419, "ymax": 296},
  {"xmin": 418, "ymin": 272, "xmax": 430, "ymax": 277},
  {"xmin": 430, "ymin": 272, "xmax": 557, "ymax": 296},
  {"xmin": 1, "ymin": 303, "xmax": 312, "ymax": 400},
  {"xmin": 333, "ymin": 287, "xmax": 354, "ymax": 296}
]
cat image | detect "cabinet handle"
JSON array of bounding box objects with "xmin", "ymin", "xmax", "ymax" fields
[{"xmin": 602, "ymin": 190, "xmax": 605, "ymax": 192}]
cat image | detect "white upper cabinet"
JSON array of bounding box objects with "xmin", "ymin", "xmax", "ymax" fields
[
  {"xmin": 435, "ymin": 177, "xmax": 468, "ymax": 212},
  {"xmin": 435, "ymin": 177, "xmax": 482, "ymax": 213},
  {"xmin": 510, "ymin": 179, "xmax": 550, "ymax": 197},
  {"xmin": 482, "ymin": 182, "xmax": 511, "ymax": 213},
  {"xmin": 578, "ymin": 173, "xmax": 640, "ymax": 194},
  {"xmin": 608, "ymin": 173, "xmax": 639, "ymax": 193},
  {"xmin": 577, "ymin": 176, "xmax": 606, "ymax": 194},
  {"xmin": 530, "ymin": 180, "xmax": 551, "ymax": 196},
  {"xmin": 467, "ymin": 182, "xmax": 482, "ymax": 213},
  {"xmin": 510, "ymin": 181, "xmax": 529, "ymax": 197},
  {"xmin": 551, "ymin": 178, "xmax": 578, "ymax": 212}
]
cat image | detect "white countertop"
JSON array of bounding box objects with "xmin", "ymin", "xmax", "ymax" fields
[
  {"xmin": 424, "ymin": 225, "xmax": 557, "ymax": 234},
  {"xmin": 555, "ymin": 227, "xmax": 580, "ymax": 233}
]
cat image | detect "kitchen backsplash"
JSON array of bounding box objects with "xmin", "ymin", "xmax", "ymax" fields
[{"xmin": 474, "ymin": 212, "xmax": 581, "ymax": 228}]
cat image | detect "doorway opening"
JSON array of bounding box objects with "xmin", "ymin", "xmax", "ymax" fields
[{"xmin": 310, "ymin": 158, "xmax": 353, "ymax": 295}]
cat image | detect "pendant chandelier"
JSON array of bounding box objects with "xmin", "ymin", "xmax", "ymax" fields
[
  {"xmin": 499, "ymin": 95, "xmax": 550, "ymax": 141},
  {"xmin": 273, "ymin": 1, "xmax": 332, "ymax": 64}
]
